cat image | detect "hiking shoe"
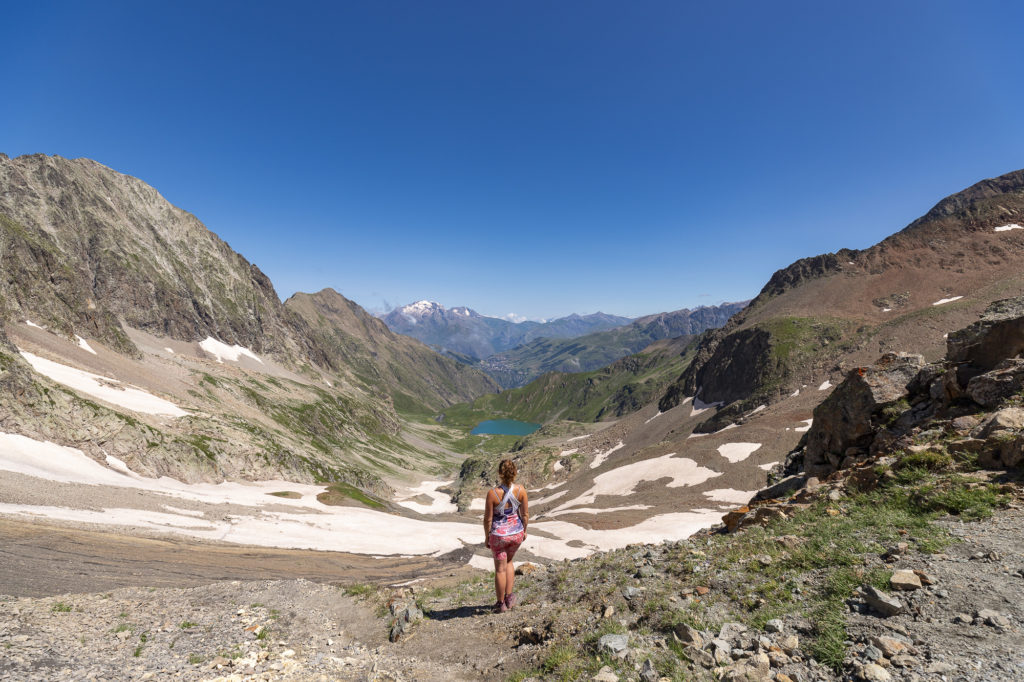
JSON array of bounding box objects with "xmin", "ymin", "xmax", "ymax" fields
[
  {"xmin": 493, "ymin": 600, "xmax": 508, "ymax": 614},
  {"xmin": 504, "ymin": 593, "xmax": 517, "ymax": 609}
]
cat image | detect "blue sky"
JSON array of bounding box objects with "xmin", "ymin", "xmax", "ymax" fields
[{"xmin": 4, "ymin": 2, "xmax": 1024, "ymax": 320}]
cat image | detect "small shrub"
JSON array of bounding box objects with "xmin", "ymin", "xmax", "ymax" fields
[
  {"xmin": 179, "ymin": 621, "xmax": 199, "ymax": 629},
  {"xmin": 51, "ymin": 602, "xmax": 72, "ymax": 613}
]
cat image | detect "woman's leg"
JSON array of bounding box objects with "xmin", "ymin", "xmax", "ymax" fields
[
  {"xmin": 504, "ymin": 561, "xmax": 515, "ymax": 599},
  {"xmin": 493, "ymin": 557, "xmax": 507, "ymax": 602}
]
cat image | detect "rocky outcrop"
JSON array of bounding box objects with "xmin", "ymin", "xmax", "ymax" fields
[
  {"xmin": 801, "ymin": 353, "xmax": 925, "ymax": 477},
  {"xmin": 786, "ymin": 295, "xmax": 1024, "ymax": 479}
]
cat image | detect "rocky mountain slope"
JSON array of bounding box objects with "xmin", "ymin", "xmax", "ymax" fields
[
  {"xmin": 482, "ymin": 303, "xmax": 746, "ymax": 388},
  {"xmin": 0, "ymin": 153, "xmax": 496, "ymax": 490},
  {"xmin": 284, "ymin": 288, "xmax": 498, "ymax": 413},
  {"xmin": 381, "ymin": 301, "xmax": 631, "ymax": 361},
  {"xmin": 658, "ymin": 168, "xmax": 1024, "ymax": 432}
]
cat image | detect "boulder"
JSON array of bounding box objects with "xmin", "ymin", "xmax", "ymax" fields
[
  {"xmin": 803, "ymin": 353, "xmax": 924, "ymax": 477},
  {"xmin": 592, "ymin": 666, "xmax": 619, "ymax": 682},
  {"xmin": 947, "ymin": 295, "xmax": 1024, "ymax": 385},
  {"xmin": 966, "ymin": 358, "xmax": 1024, "ymax": 407},
  {"xmin": 859, "ymin": 663, "xmax": 893, "ymax": 682}
]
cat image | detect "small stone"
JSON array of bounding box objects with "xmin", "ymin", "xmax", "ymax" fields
[
  {"xmin": 862, "ymin": 585, "xmax": 904, "ymax": 617},
  {"xmin": 925, "ymin": 662, "xmax": 955, "ymax": 674},
  {"xmin": 757, "ymin": 555, "xmax": 773, "ymax": 567},
  {"xmin": 767, "ymin": 651, "xmax": 789, "ymax": 668},
  {"xmin": 890, "ymin": 655, "xmax": 917, "ymax": 668},
  {"xmin": 598, "ymin": 634, "xmax": 629, "ymax": 657},
  {"xmin": 779, "ymin": 635, "xmax": 799, "ymax": 654},
  {"xmin": 719, "ymin": 622, "xmax": 748, "ymax": 643},
  {"xmin": 602, "ymin": 605, "xmax": 615, "ymax": 618},
  {"xmin": 764, "ymin": 619, "xmax": 784, "ymax": 633},
  {"xmin": 209, "ymin": 656, "xmax": 231, "ymax": 668},
  {"xmin": 695, "ymin": 586, "xmax": 710, "ymax": 596},
  {"xmin": 684, "ymin": 645, "xmax": 715, "ymax": 668},
  {"xmin": 774, "ymin": 674, "xmax": 794, "ymax": 682},
  {"xmin": 889, "ymin": 570, "xmax": 922, "ymax": 591},
  {"xmin": 862, "ymin": 645, "xmax": 882, "ymax": 661},
  {"xmin": 911, "ymin": 569, "xmax": 937, "ymax": 585},
  {"xmin": 977, "ymin": 609, "xmax": 1011, "ymax": 628},
  {"xmin": 859, "ymin": 663, "xmax": 892, "ymax": 682},
  {"xmin": 673, "ymin": 623, "xmax": 703, "ymax": 648},
  {"xmin": 592, "ymin": 665, "xmax": 619, "ymax": 682},
  {"xmin": 636, "ymin": 565, "xmax": 656, "ymax": 578},
  {"xmin": 711, "ymin": 639, "xmax": 733, "ymax": 664},
  {"xmin": 870, "ymin": 636, "xmax": 912, "ymax": 658},
  {"xmin": 640, "ymin": 658, "xmax": 659, "ymax": 682},
  {"xmin": 952, "ymin": 613, "xmax": 973, "ymax": 625}
]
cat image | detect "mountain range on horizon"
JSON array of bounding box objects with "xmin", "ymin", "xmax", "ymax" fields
[{"xmin": 379, "ymin": 300, "xmax": 634, "ymax": 360}]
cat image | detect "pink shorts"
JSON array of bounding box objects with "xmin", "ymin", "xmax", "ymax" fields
[{"xmin": 488, "ymin": 531, "xmax": 525, "ymax": 561}]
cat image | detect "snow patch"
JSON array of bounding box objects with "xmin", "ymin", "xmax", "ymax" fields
[
  {"xmin": 76, "ymin": 336, "xmax": 97, "ymax": 354},
  {"xmin": 758, "ymin": 461, "xmax": 781, "ymax": 471},
  {"xmin": 531, "ymin": 490, "xmax": 568, "ymax": 506},
  {"xmin": 560, "ymin": 448, "xmax": 578, "ymax": 456},
  {"xmin": 199, "ymin": 337, "xmax": 263, "ymax": 364},
  {"xmin": 25, "ymin": 320, "xmax": 43, "ymax": 329},
  {"xmin": 882, "ymin": 308, "xmax": 892, "ymax": 312},
  {"xmin": 394, "ymin": 480, "xmax": 457, "ymax": 515},
  {"xmin": 468, "ymin": 497, "xmax": 486, "ymax": 511},
  {"xmin": 932, "ymin": 296, "xmax": 963, "ymax": 306},
  {"xmin": 818, "ymin": 380, "xmax": 832, "ymax": 391},
  {"xmin": 644, "ymin": 411, "xmax": 663, "ymax": 424},
  {"xmin": 18, "ymin": 350, "xmax": 188, "ymax": 417},
  {"xmin": 164, "ymin": 347, "xmax": 174, "ymax": 354},
  {"xmin": 552, "ymin": 461, "xmax": 564, "ymax": 472},
  {"xmin": 789, "ymin": 389, "xmax": 800, "ymax": 397},
  {"xmin": 795, "ymin": 418, "xmax": 813, "ymax": 433},
  {"xmin": 552, "ymin": 453, "xmax": 721, "ymax": 513},
  {"xmin": 590, "ymin": 441, "xmax": 624, "ymax": 469},
  {"xmin": 717, "ymin": 442, "xmax": 762, "ymax": 463},
  {"xmin": 994, "ymin": 224, "xmax": 1023, "ymax": 232},
  {"xmin": 702, "ymin": 488, "xmax": 756, "ymax": 504},
  {"xmin": 545, "ymin": 504, "xmax": 652, "ymax": 518},
  {"xmin": 104, "ymin": 454, "xmax": 133, "ymax": 475},
  {"xmin": 467, "ymin": 554, "xmax": 494, "ymax": 571},
  {"xmin": 566, "ymin": 435, "xmax": 589, "ymax": 443}
]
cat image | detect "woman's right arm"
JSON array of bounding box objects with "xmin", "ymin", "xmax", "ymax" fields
[{"xmin": 482, "ymin": 489, "xmax": 493, "ymax": 543}]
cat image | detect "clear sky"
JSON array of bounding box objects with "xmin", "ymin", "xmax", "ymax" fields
[{"xmin": 3, "ymin": 2, "xmax": 1024, "ymax": 320}]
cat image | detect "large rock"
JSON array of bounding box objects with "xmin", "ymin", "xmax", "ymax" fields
[
  {"xmin": 863, "ymin": 585, "xmax": 904, "ymax": 617},
  {"xmin": 966, "ymin": 358, "xmax": 1024, "ymax": 407},
  {"xmin": 973, "ymin": 408, "xmax": 1024, "ymax": 439},
  {"xmin": 947, "ymin": 295, "xmax": 1024, "ymax": 385},
  {"xmin": 803, "ymin": 353, "xmax": 924, "ymax": 477},
  {"xmin": 597, "ymin": 634, "xmax": 629, "ymax": 657}
]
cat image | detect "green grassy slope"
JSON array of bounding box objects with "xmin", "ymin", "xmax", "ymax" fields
[{"xmin": 441, "ymin": 336, "xmax": 696, "ymax": 428}]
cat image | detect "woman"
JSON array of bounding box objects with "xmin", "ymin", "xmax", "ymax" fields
[{"xmin": 483, "ymin": 459, "xmax": 529, "ymax": 613}]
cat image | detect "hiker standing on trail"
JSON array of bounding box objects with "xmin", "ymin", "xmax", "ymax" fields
[{"xmin": 483, "ymin": 459, "xmax": 528, "ymax": 613}]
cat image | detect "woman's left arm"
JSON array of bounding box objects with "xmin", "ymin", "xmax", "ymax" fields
[{"xmin": 519, "ymin": 486, "xmax": 529, "ymax": 534}]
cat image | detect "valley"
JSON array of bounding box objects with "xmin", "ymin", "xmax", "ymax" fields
[{"xmin": 2, "ymin": 155, "xmax": 1024, "ymax": 681}]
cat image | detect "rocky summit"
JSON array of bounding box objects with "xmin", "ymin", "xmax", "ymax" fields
[{"xmin": 2, "ymin": 158, "xmax": 1024, "ymax": 682}]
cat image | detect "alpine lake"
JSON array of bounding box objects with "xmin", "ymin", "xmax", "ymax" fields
[{"xmin": 470, "ymin": 419, "xmax": 541, "ymax": 436}]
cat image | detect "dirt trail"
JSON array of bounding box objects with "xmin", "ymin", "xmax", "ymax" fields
[{"xmin": 0, "ymin": 519, "xmax": 471, "ymax": 598}]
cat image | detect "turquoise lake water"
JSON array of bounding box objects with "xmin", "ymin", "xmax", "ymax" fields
[{"xmin": 471, "ymin": 419, "xmax": 541, "ymax": 436}]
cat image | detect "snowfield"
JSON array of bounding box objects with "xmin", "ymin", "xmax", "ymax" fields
[
  {"xmin": 199, "ymin": 337, "xmax": 263, "ymax": 364},
  {"xmin": 18, "ymin": 350, "xmax": 188, "ymax": 417}
]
